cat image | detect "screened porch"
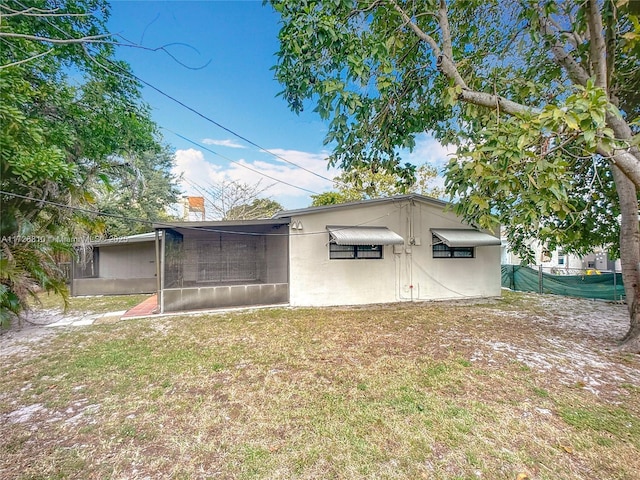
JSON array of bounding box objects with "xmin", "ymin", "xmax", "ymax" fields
[{"xmin": 154, "ymin": 219, "xmax": 290, "ymax": 313}]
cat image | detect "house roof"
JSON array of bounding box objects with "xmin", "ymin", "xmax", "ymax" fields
[
  {"xmin": 273, "ymin": 194, "xmax": 448, "ymax": 218},
  {"xmin": 327, "ymin": 226, "xmax": 405, "ymax": 245},
  {"xmin": 89, "ymin": 231, "xmax": 159, "ymax": 247}
]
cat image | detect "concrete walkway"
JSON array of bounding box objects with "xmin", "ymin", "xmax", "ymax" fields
[{"xmin": 43, "ymin": 310, "xmax": 127, "ymax": 328}]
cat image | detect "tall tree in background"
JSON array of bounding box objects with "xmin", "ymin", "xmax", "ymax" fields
[
  {"xmin": 311, "ymin": 163, "xmax": 443, "ymax": 206},
  {"xmin": 0, "ymin": 0, "xmax": 177, "ymax": 324},
  {"xmin": 184, "ymin": 179, "xmax": 282, "ymax": 220},
  {"xmin": 271, "ymin": 0, "xmax": 640, "ymax": 351},
  {"xmin": 225, "ymin": 198, "xmax": 284, "ymax": 220},
  {"xmin": 95, "ymin": 146, "xmax": 180, "ymax": 237}
]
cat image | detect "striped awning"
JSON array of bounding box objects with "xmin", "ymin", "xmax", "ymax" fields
[
  {"xmin": 327, "ymin": 226, "xmax": 404, "ymax": 245},
  {"xmin": 431, "ymin": 229, "xmax": 501, "ymax": 247}
]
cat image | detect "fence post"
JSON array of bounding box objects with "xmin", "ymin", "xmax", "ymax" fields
[
  {"xmin": 613, "ymin": 270, "xmax": 617, "ymax": 302},
  {"xmin": 538, "ymin": 265, "xmax": 543, "ymax": 294}
]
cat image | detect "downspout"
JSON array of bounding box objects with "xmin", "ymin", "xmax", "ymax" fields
[
  {"xmin": 398, "ymin": 200, "xmax": 415, "ymax": 301},
  {"xmin": 410, "ymin": 199, "xmax": 415, "ymax": 301},
  {"xmin": 155, "ymin": 229, "xmax": 161, "ymax": 312}
]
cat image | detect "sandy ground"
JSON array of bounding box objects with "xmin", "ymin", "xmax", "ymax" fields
[
  {"xmin": 0, "ymin": 308, "xmax": 126, "ymax": 357},
  {"xmin": 1, "ymin": 293, "xmax": 637, "ymax": 393}
]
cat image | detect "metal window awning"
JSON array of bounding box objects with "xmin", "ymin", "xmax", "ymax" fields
[
  {"xmin": 327, "ymin": 226, "xmax": 404, "ymax": 245},
  {"xmin": 431, "ymin": 228, "xmax": 501, "ymax": 247}
]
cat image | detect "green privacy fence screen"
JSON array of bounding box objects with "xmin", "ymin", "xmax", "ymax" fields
[{"xmin": 501, "ymin": 265, "xmax": 625, "ymax": 302}]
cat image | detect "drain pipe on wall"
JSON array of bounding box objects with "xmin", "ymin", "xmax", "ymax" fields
[{"xmin": 155, "ymin": 229, "xmax": 161, "ymax": 312}]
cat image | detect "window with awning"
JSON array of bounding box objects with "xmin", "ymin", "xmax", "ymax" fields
[
  {"xmin": 430, "ymin": 229, "xmax": 501, "ymax": 248},
  {"xmin": 327, "ymin": 226, "xmax": 405, "ymax": 246}
]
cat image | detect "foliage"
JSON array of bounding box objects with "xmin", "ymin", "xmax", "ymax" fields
[
  {"xmin": 0, "ymin": 0, "xmax": 172, "ymax": 323},
  {"xmin": 95, "ymin": 146, "xmax": 181, "ymax": 237},
  {"xmin": 311, "ymin": 163, "xmax": 443, "ymax": 206},
  {"xmin": 186, "ymin": 179, "xmax": 280, "ymax": 220},
  {"xmin": 447, "ymin": 81, "xmax": 622, "ymax": 261},
  {"xmin": 224, "ymin": 198, "xmax": 284, "ymax": 220},
  {"xmin": 271, "ymin": 0, "xmax": 640, "ymax": 348},
  {"xmin": 270, "ymin": 0, "xmax": 638, "ymax": 257}
]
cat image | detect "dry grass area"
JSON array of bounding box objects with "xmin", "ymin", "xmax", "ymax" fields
[{"xmin": 1, "ymin": 291, "xmax": 638, "ymax": 479}]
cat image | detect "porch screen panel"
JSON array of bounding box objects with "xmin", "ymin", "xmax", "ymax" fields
[
  {"xmin": 196, "ymin": 234, "xmax": 263, "ymax": 283},
  {"xmin": 164, "ymin": 229, "xmax": 184, "ymax": 288}
]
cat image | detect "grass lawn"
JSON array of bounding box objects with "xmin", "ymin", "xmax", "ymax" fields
[{"xmin": 1, "ymin": 291, "xmax": 638, "ymax": 479}]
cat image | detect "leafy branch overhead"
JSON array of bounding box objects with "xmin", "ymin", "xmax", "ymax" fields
[{"xmin": 270, "ymin": 0, "xmax": 640, "ymax": 351}]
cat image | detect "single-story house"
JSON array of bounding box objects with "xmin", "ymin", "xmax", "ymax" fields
[
  {"xmin": 153, "ymin": 194, "xmax": 502, "ymax": 313},
  {"xmin": 71, "ymin": 232, "xmax": 158, "ymax": 296}
]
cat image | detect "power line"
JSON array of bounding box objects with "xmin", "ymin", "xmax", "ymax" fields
[
  {"xmin": 0, "ymin": 190, "xmax": 394, "ymax": 238},
  {"xmin": 118, "ymin": 65, "xmax": 340, "ymax": 185},
  {"xmin": 166, "ymin": 129, "xmax": 319, "ymax": 195},
  {"xmin": 5, "ymin": 2, "xmax": 367, "ymax": 198}
]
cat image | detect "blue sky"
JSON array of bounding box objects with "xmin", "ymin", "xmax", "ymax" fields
[{"xmin": 107, "ymin": 0, "xmax": 452, "ymax": 212}]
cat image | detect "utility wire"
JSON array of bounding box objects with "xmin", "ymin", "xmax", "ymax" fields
[
  {"xmin": 6, "ymin": 1, "xmax": 368, "ymax": 198},
  {"xmin": 167, "ymin": 129, "xmax": 319, "ymax": 195},
  {"xmin": 0, "ymin": 190, "xmax": 393, "ymax": 238},
  {"xmin": 116, "ymin": 65, "xmax": 341, "ymax": 185}
]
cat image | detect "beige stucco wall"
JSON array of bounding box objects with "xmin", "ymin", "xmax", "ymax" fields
[
  {"xmin": 288, "ymin": 198, "xmax": 501, "ymax": 307},
  {"xmin": 99, "ymin": 242, "xmax": 156, "ymax": 279}
]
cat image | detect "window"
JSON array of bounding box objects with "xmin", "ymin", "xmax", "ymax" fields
[
  {"xmin": 432, "ymin": 235, "xmax": 474, "ymax": 258},
  {"xmin": 558, "ymin": 250, "xmax": 565, "ymax": 265},
  {"xmin": 329, "ymin": 243, "xmax": 383, "ymax": 260}
]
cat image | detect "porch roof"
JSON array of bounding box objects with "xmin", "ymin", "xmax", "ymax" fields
[{"xmin": 153, "ymin": 218, "xmax": 290, "ymax": 230}]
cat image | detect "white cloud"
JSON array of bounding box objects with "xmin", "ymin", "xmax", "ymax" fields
[
  {"xmin": 406, "ymin": 133, "xmax": 457, "ymax": 169},
  {"xmin": 172, "ymin": 138, "xmax": 456, "ymax": 211},
  {"xmin": 172, "ymin": 147, "xmax": 339, "ymax": 210},
  {"xmin": 202, "ymin": 138, "xmax": 247, "ymax": 149}
]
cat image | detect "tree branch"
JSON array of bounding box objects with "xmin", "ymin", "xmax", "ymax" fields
[
  {"xmin": 388, "ymin": 1, "xmax": 640, "ymax": 189},
  {"xmin": 0, "ymin": 32, "xmax": 111, "ymax": 44},
  {"xmin": 586, "ymin": 0, "xmax": 608, "ymax": 89},
  {"xmin": 387, "ymin": 0, "xmax": 467, "ymax": 89},
  {"xmin": 0, "ymin": 48, "xmax": 53, "ymax": 69},
  {"xmin": 535, "ymin": 8, "xmax": 591, "ymax": 86},
  {"xmin": 0, "ymin": 5, "xmax": 91, "ymax": 18}
]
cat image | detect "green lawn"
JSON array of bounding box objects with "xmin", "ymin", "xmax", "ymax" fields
[{"xmin": 1, "ymin": 292, "xmax": 638, "ymax": 479}]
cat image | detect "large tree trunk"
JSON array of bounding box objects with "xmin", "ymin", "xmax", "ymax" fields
[{"xmin": 611, "ymin": 165, "xmax": 640, "ymax": 353}]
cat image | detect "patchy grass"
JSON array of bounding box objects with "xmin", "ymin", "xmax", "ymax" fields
[
  {"xmin": 33, "ymin": 292, "xmax": 151, "ymax": 314},
  {"xmin": 1, "ymin": 293, "xmax": 638, "ymax": 479}
]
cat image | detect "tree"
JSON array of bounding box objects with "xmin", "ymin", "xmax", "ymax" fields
[
  {"xmin": 185, "ymin": 179, "xmax": 281, "ymax": 220},
  {"xmin": 270, "ymin": 0, "xmax": 640, "ymax": 351},
  {"xmin": 0, "ymin": 0, "xmax": 172, "ymax": 325},
  {"xmin": 225, "ymin": 198, "xmax": 284, "ymax": 220},
  {"xmin": 311, "ymin": 163, "xmax": 443, "ymax": 206},
  {"xmin": 95, "ymin": 146, "xmax": 181, "ymax": 237}
]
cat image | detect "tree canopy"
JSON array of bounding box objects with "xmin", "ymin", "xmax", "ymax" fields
[
  {"xmin": 271, "ymin": 0, "xmax": 640, "ymax": 350},
  {"xmin": 311, "ymin": 163, "xmax": 443, "ymax": 206},
  {"xmin": 0, "ymin": 0, "xmax": 178, "ymax": 324}
]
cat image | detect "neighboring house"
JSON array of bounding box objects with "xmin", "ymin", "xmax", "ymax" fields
[
  {"xmin": 500, "ymin": 232, "xmax": 621, "ymax": 272},
  {"xmin": 153, "ymin": 194, "xmax": 502, "ymax": 313},
  {"xmin": 71, "ymin": 232, "xmax": 158, "ymax": 296}
]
